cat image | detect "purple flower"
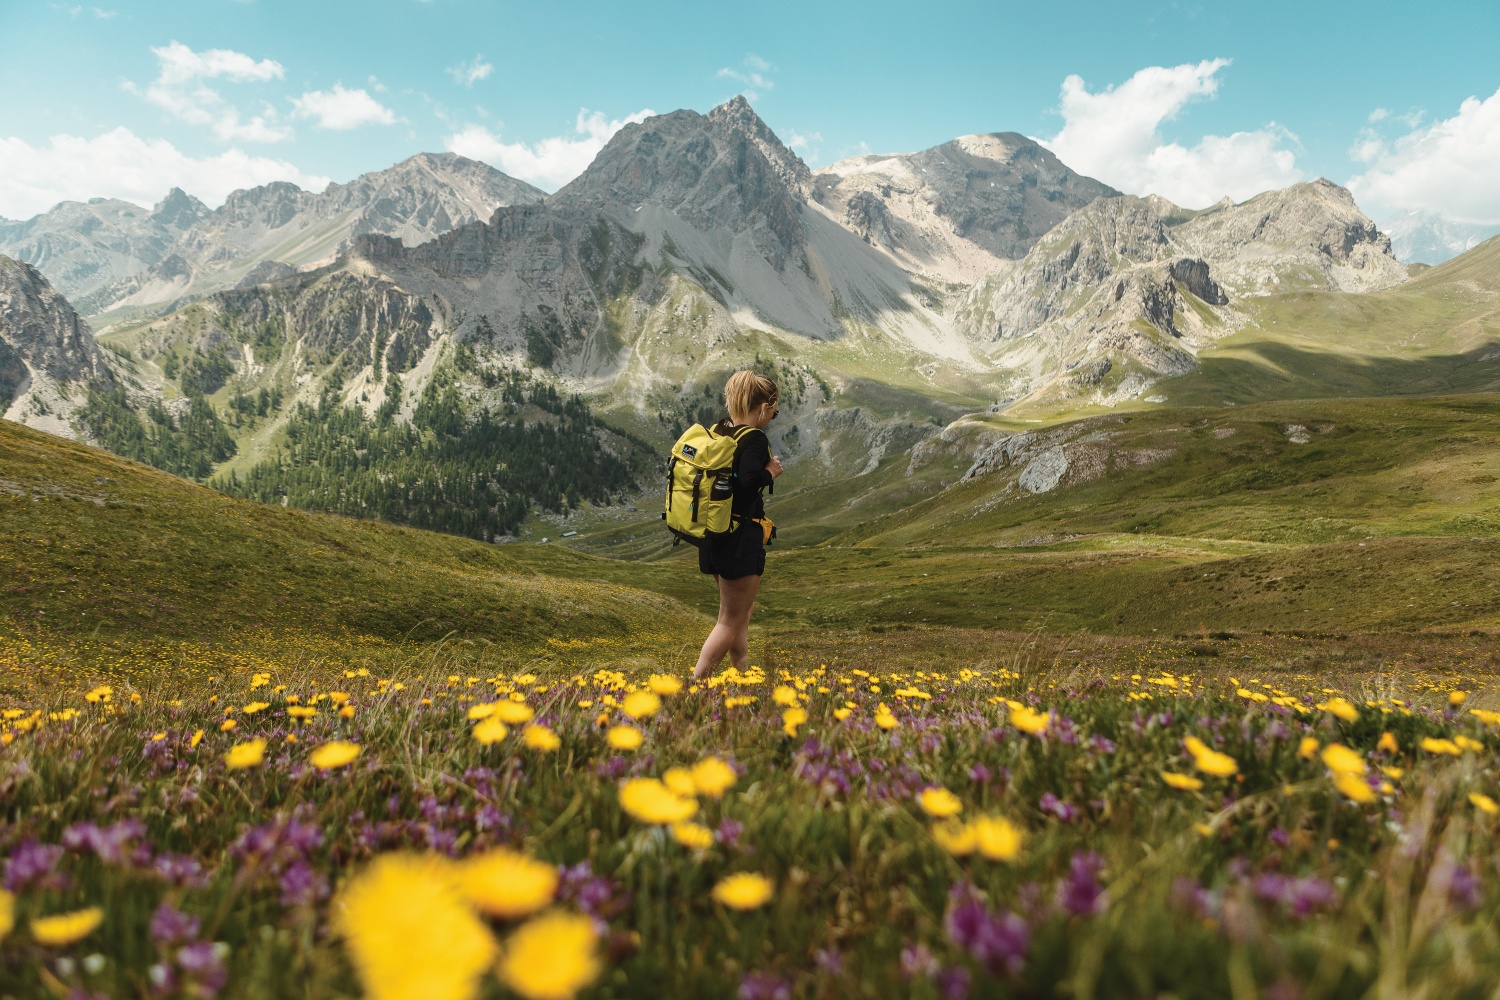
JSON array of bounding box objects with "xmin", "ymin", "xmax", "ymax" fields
[
  {"xmin": 1039, "ymin": 793, "xmax": 1079, "ymax": 823},
  {"xmin": 813, "ymin": 949, "xmax": 844, "ymax": 975},
  {"xmin": 175, "ymin": 941, "xmax": 228, "ymax": 996},
  {"xmin": 277, "ymin": 860, "xmax": 329, "ymax": 907},
  {"xmin": 1089, "ymin": 735, "xmax": 1117, "ymax": 754},
  {"xmin": 716, "ymin": 818, "xmax": 744, "ymax": 849},
  {"xmin": 967, "ymin": 763, "xmax": 993, "ymax": 784},
  {"xmin": 4, "ymin": 839, "xmax": 67, "ymax": 891},
  {"xmin": 1058, "ymin": 852, "xmax": 1108, "ymax": 917},
  {"xmin": 936, "ymin": 965, "xmax": 973, "ymax": 1000},
  {"xmin": 900, "ymin": 943, "xmax": 939, "ymax": 978},
  {"xmin": 149, "ymin": 903, "xmax": 201, "ymax": 945},
  {"xmin": 63, "ymin": 818, "xmax": 150, "ymax": 865},
  {"xmin": 1170, "ymin": 876, "xmax": 1215, "ymax": 919},
  {"xmin": 737, "ymin": 971, "xmax": 791, "ymax": 1000},
  {"xmin": 1449, "ymin": 865, "xmax": 1482, "ymax": 910},
  {"xmin": 945, "ymin": 887, "xmax": 1030, "ymax": 975},
  {"xmin": 153, "ymin": 853, "xmax": 209, "ymax": 888},
  {"xmin": 1269, "ymin": 827, "xmax": 1290, "ymax": 848}
]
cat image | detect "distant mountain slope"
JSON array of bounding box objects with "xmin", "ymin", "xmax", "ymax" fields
[
  {"xmin": 0, "ymin": 153, "xmax": 545, "ymax": 320},
  {"xmin": 0, "ymin": 255, "xmax": 112, "ymax": 436},
  {"xmin": 813, "ymin": 132, "xmax": 1120, "ymax": 283},
  {"xmin": 1384, "ymin": 211, "xmax": 1500, "ymax": 265}
]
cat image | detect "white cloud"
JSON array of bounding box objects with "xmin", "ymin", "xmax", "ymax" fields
[
  {"xmin": 446, "ymin": 108, "xmax": 654, "ymax": 190},
  {"xmin": 1347, "ymin": 86, "xmax": 1500, "ymax": 225},
  {"xmin": 289, "ymin": 84, "xmax": 396, "ymax": 130},
  {"xmin": 1041, "ymin": 59, "xmax": 1302, "ymax": 209},
  {"xmin": 717, "ymin": 54, "xmax": 774, "ymax": 103},
  {"xmin": 132, "ymin": 40, "xmax": 291, "ymax": 143},
  {"xmin": 447, "ymin": 55, "xmax": 493, "ymax": 88},
  {"xmin": 0, "ymin": 127, "xmax": 329, "ymax": 220}
]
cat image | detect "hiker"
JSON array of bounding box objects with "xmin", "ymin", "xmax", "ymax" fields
[{"xmin": 682, "ymin": 371, "xmax": 782, "ymax": 679}]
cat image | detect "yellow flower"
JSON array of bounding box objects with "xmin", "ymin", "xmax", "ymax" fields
[
  {"xmin": 497, "ymin": 910, "xmax": 601, "ymax": 1000},
  {"xmin": 1320, "ymin": 697, "xmax": 1359, "ymax": 723},
  {"xmin": 224, "ymin": 739, "xmax": 267, "ymax": 770},
  {"xmin": 618, "ymin": 778, "xmax": 696, "ymax": 824},
  {"xmin": 712, "ymin": 872, "xmax": 773, "ymax": 910},
  {"xmin": 286, "ymin": 706, "xmax": 317, "ymax": 720},
  {"xmin": 833, "ymin": 707, "xmax": 853, "ymax": 721},
  {"xmin": 472, "ymin": 718, "xmax": 509, "ymax": 745},
  {"xmin": 1471, "ymin": 708, "xmax": 1500, "ymax": 727},
  {"xmin": 189, "ymin": 729, "xmax": 204, "ymax": 748},
  {"xmin": 1009, "ymin": 704, "xmax": 1048, "ymax": 735},
  {"xmin": 772, "ymin": 685, "xmax": 799, "ymax": 707},
  {"xmin": 874, "ymin": 705, "xmax": 899, "ymax": 730},
  {"xmin": 337, "ymin": 854, "xmax": 496, "ymax": 1000},
  {"xmin": 1321, "ymin": 743, "xmax": 1366, "ymax": 776},
  {"xmin": 458, "ymin": 849, "xmax": 558, "ymax": 918},
  {"xmin": 689, "ymin": 757, "xmax": 737, "ymax": 798},
  {"xmin": 1450, "ymin": 690, "xmax": 1468, "ymax": 706},
  {"xmin": 220, "ymin": 719, "xmax": 238, "ymax": 732},
  {"xmin": 917, "ymin": 787, "xmax": 963, "ymax": 818},
  {"xmin": 647, "ymin": 674, "xmax": 683, "ymax": 696},
  {"xmin": 781, "ymin": 706, "xmax": 808, "ymax": 737},
  {"xmin": 242, "ymin": 702, "xmax": 270, "ymax": 715},
  {"xmin": 606, "ymin": 725, "xmax": 643, "ymax": 751},
  {"xmin": 1297, "ymin": 737, "xmax": 1320, "ymax": 760},
  {"xmin": 931, "ymin": 819, "xmax": 976, "ymax": 856},
  {"xmin": 662, "ymin": 767, "xmax": 697, "ymax": 798},
  {"xmin": 493, "ymin": 701, "xmax": 536, "ymax": 725},
  {"xmin": 1381, "ymin": 765, "xmax": 1405, "ymax": 779},
  {"xmin": 30, "ymin": 907, "xmax": 104, "ymax": 946},
  {"xmin": 1161, "ymin": 771, "xmax": 1204, "ymax": 791},
  {"xmin": 1421, "ymin": 737, "xmax": 1461, "ymax": 756},
  {"xmin": 1184, "ymin": 736, "xmax": 1238, "ymax": 777},
  {"xmin": 972, "ymin": 815, "xmax": 1023, "ymax": 861},
  {"xmin": 310, "ymin": 741, "xmax": 361, "ymax": 771},
  {"xmin": 1455, "ymin": 735, "xmax": 1484, "ymax": 752},
  {"xmin": 1333, "ymin": 771, "xmax": 1377, "ymax": 804},
  {"xmin": 523, "ymin": 725, "xmax": 561, "ymax": 752},
  {"xmin": 0, "ymin": 889, "xmax": 13, "ymax": 940},
  {"xmin": 671, "ymin": 821, "xmax": 715, "ymax": 849},
  {"xmin": 620, "ymin": 690, "xmax": 661, "ymax": 720},
  {"xmin": 1376, "ymin": 731, "xmax": 1399, "ymax": 753},
  {"xmin": 1470, "ymin": 792, "xmax": 1500, "ymax": 815},
  {"xmin": 468, "ymin": 702, "xmax": 499, "ymax": 720}
]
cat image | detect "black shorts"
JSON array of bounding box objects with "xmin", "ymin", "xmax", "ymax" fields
[{"xmin": 698, "ymin": 526, "xmax": 766, "ymax": 580}]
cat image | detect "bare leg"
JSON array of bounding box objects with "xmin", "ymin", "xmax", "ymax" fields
[{"xmin": 692, "ymin": 573, "xmax": 763, "ymax": 678}]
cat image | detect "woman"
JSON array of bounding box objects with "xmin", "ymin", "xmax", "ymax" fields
[{"xmin": 692, "ymin": 370, "xmax": 783, "ymax": 679}]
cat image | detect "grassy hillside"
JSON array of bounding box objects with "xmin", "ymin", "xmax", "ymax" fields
[{"xmin": 0, "ymin": 419, "xmax": 702, "ymax": 657}]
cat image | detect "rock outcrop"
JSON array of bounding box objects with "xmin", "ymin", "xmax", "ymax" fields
[{"xmin": 0, "ymin": 255, "xmax": 111, "ymax": 435}]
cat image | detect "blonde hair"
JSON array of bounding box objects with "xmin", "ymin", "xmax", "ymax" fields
[{"xmin": 724, "ymin": 370, "xmax": 779, "ymax": 424}]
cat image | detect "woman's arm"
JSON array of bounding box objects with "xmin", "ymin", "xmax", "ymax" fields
[{"xmin": 735, "ymin": 432, "xmax": 776, "ymax": 493}]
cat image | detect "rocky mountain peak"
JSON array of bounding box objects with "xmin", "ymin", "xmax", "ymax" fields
[
  {"xmin": 1, "ymin": 255, "xmax": 110, "ymax": 432},
  {"xmin": 151, "ymin": 188, "xmax": 210, "ymax": 230},
  {"xmin": 706, "ymin": 96, "xmax": 813, "ymax": 197}
]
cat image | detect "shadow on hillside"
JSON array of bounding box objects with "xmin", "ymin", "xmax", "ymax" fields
[{"xmin": 1175, "ymin": 340, "xmax": 1500, "ymax": 404}]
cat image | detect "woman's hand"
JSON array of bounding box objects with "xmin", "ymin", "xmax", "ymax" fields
[{"xmin": 767, "ymin": 455, "xmax": 784, "ymax": 479}]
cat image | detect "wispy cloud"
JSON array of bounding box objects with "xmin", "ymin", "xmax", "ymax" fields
[
  {"xmin": 0, "ymin": 127, "xmax": 329, "ymax": 219},
  {"xmin": 447, "ymin": 55, "xmax": 493, "ymax": 88},
  {"xmin": 290, "ymin": 84, "xmax": 397, "ymax": 130},
  {"xmin": 446, "ymin": 108, "xmax": 654, "ymax": 190},
  {"xmin": 128, "ymin": 41, "xmax": 291, "ymax": 143},
  {"xmin": 1040, "ymin": 59, "xmax": 1302, "ymax": 209},
  {"xmin": 717, "ymin": 53, "xmax": 774, "ymax": 103}
]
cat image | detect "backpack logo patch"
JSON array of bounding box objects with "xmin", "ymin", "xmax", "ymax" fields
[{"xmin": 680, "ymin": 443, "xmax": 698, "ymax": 458}]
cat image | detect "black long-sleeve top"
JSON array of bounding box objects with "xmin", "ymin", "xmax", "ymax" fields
[{"xmin": 715, "ymin": 419, "xmax": 773, "ymax": 521}]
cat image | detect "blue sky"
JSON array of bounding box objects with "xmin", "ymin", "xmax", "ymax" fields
[{"xmin": 1, "ymin": 0, "xmax": 1497, "ymax": 225}]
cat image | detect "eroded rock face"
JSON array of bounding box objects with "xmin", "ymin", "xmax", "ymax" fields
[{"xmin": 0, "ymin": 255, "xmax": 111, "ymax": 432}]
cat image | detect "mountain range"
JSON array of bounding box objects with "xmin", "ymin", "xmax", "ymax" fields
[{"xmin": 6, "ymin": 95, "xmax": 1489, "ymax": 546}]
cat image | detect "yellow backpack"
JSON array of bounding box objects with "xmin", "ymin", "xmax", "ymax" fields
[{"xmin": 663, "ymin": 422, "xmax": 758, "ymax": 546}]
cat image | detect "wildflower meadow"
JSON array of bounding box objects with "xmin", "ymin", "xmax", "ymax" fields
[{"xmin": 3, "ymin": 644, "xmax": 1499, "ymax": 999}]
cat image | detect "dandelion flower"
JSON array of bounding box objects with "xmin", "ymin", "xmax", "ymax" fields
[
  {"xmin": 189, "ymin": 729, "xmax": 205, "ymax": 749},
  {"xmin": 606, "ymin": 725, "xmax": 643, "ymax": 751},
  {"xmin": 1321, "ymin": 743, "xmax": 1366, "ymax": 776},
  {"xmin": 1381, "ymin": 765, "xmax": 1405, "ymax": 779},
  {"xmin": 468, "ymin": 703, "xmax": 499, "ymax": 721},
  {"xmin": 1455, "ymin": 735, "xmax": 1484, "ymax": 752},
  {"xmin": 1161, "ymin": 771, "xmax": 1204, "ymax": 791},
  {"xmin": 772, "ymin": 686, "xmax": 799, "ymax": 707},
  {"xmin": 618, "ymin": 778, "xmax": 696, "ymax": 824},
  {"xmin": 1192, "ymin": 748, "xmax": 1238, "ymax": 777},
  {"xmin": 671, "ymin": 822, "xmax": 715, "ymax": 850},
  {"xmin": 220, "ymin": 719, "xmax": 237, "ymax": 732},
  {"xmin": 931, "ymin": 819, "xmax": 976, "ymax": 856},
  {"xmin": 459, "ymin": 849, "xmax": 558, "ymax": 918},
  {"xmin": 242, "ymin": 702, "xmax": 270, "ymax": 715},
  {"xmin": 0, "ymin": 890, "xmax": 12, "ymax": 940},
  {"xmin": 224, "ymin": 739, "xmax": 266, "ymax": 770},
  {"xmin": 712, "ymin": 872, "xmax": 773, "ymax": 910},
  {"xmin": 781, "ymin": 706, "xmax": 808, "ymax": 737},
  {"xmin": 620, "ymin": 690, "xmax": 660, "ymax": 719},
  {"xmin": 1376, "ymin": 731, "xmax": 1398, "ymax": 753},
  {"xmin": 874, "ymin": 705, "xmax": 899, "ymax": 730},
  {"xmin": 1009, "ymin": 704, "xmax": 1048, "ymax": 735},
  {"xmin": 972, "ymin": 815, "xmax": 1023, "ymax": 862},
  {"xmin": 497, "ymin": 910, "xmax": 601, "ymax": 1000},
  {"xmin": 523, "ymin": 725, "xmax": 561, "ymax": 752},
  {"xmin": 1421, "ymin": 737, "xmax": 1461, "ymax": 756},
  {"xmin": 337, "ymin": 854, "xmax": 495, "ymax": 1000},
  {"xmin": 917, "ymin": 787, "xmax": 963, "ymax": 818},
  {"xmin": 1297, "ymin": 737, "xmax": 1320, "ymax": 760},
  {"xmin": 1450, "ymin": 690, "xmax": 1467, "ymax": 706},
  {"xmin": 662, "ymin": 767, "xmax": 697, "ymax": 798},
  {"xmin": 1333, "ymin": 771, "xmax": 1377, "ymax": 804},
  {"xmin": 1320, "ymin": 697, "xmax": 1359, "ymax": 723},
  {"xmin": 647, "ymin": 674, "xmax": 683, "ymax": 696},
  {"xmin": 472, "ymin": 718, "xmax": 509, "ymax": 745},
  {"xmin": 689, "ymin": 757, "xmax": 737, "ymax": 798},
  {"xmin": 493, "ymin": 701, "xmax": 536, "ymax": 725},
  {"xmin": 1470, "ymin": 792, "xmax": 1499, "ymax": 815},
  {"xmin": 30, "ymin": 907, "xmax": 103, "ymax": 946},
  {"xmin": 833, "ymin": 707, "xmax": 853, "ymax": 721},
  {"xmin": 310, "ymin": 741, "xmax": 361, "ymax": 771}
]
